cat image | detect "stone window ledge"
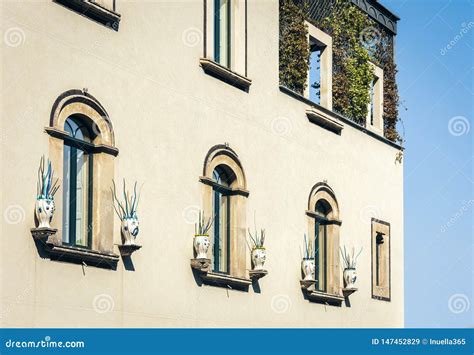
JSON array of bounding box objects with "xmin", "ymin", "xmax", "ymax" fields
[
  {"xmin": 54, "ymin": 0, "xmax": 121, "ymax": 30},
  {"xmin": 306, "ymin": 290, "xmax": 345, "ymax": 306},
  {"xmin": 305, "ymin": 108, "xmax": 344, "ymax": 134},
  {"xmin": 201, "ymin": 272, "xmax": 252, "ymax": 289},
  {"xmin": 31, "ymin": 227, "xmax": 119, "ymax": 269},
  {"xmin": 199, "ymin": 58, "xmax": 252, "ymax": 92}
]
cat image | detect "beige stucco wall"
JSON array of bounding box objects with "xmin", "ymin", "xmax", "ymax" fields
[{"xmin": 0, "ymin": 0, "xmax": 404, "ymax": 327}]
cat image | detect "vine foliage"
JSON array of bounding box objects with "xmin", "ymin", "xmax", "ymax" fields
[
  {"xmin": 318, "ymin": 0, "xmax": 374, "ymax": 125},
  {"xmin": 279, "ymin": 0, "xmax": 310, "ymax": 94}
]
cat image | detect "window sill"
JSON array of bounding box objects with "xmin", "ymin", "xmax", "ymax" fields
[
  {"xmin": 191, "ymin": 259, "xmax": 251, "ymax": 289},
  {"xmin": 199, "ymin": 58, "xmax": 252, "ymax": 92},
  {"xmin": 54, "ymin": 0, "xmax": 121, "ymax": 30},
  {"xmin": 305, "ymin": 108, "xmax": 343, "ymax": 135},
  {"xmin": 201, "ymin": 272, "xmax": 252, "ymax": 289},
  {"xmin": 306, "ymin": 290, "xmax": 345, "ymax": 306},
  {"xmin": 31, "ymin": 227, "xmax": 119, "ymax": 269}
]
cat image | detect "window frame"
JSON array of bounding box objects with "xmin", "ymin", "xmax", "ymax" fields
[
  {"xmin": 43, "ymin": 89, "xmax": 119, "ymax": 267},
  {"xmin": 371, "ymin": 218, "xmax": 391, "ymax": 301},
  {"xmin": 306, "ymin": 183, "xmax": 342, "ymax": 297},
  {"xmin": 199, "ymin": 144, "xmax": 249, "ymax": 280},
  {"xmin": 201, "ymin": 0, "xmax": 251, "ymax": 91},
  {"xmin": 212, "ymin": 177, "xmax": 232, "ymax": 274},
  {"xmin": 305, "ymin": 21, "xmax": 333, "ymax": 110},
  {"xmin": 366, "ymin": 63, "xmax": 384, "ymax": 135},
  {"xmin": 62, "ymin": 129, "xmax": 95, "ymax": 249},
  {"xmin": 314, "ymin": 217, "xmax": 328, "ymax": 292},
  {"xmin": 214, "ymin": 0, "xmax": 232, "ymax": 68}
]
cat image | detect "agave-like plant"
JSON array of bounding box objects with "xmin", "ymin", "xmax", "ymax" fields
[
  {"xmin": 111, "ymin": 179, "xmax": 141, "ymax": 220},
  {"xmin": 303, "ymin": 233, "xmax": 315, "ymax": 259},
  {"xmin": 340, "ymin": 246, "xmax": 363, "ymax": 269},
  {"xmin": 246, "ymin": 212, "xmax": 266, "ymax": 249},
  {"xmin": 37, "ymin": 156, "xmax": 60, "ymax": 199},
  {"xmin": 248, "ymin": 228, "xmax": 265, "ymax": 249},
  {"xmin": 195, "ymin": 210, "xmax": 214, "ymax": 235}
]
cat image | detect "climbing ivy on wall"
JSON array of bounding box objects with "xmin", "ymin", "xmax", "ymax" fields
[
  {"xmin": 279, "ymin": 0, "xmax": 310, "ymax": 94},
  {"xmin": 318, "ymin": 0, "xmax": 374, "ymax": 125},
  {"xmin": 372, "ymin": 24, "xmax": 401, "ymax": 143}
]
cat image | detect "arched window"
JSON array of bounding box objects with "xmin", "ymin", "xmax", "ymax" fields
[
  {"xmin": 62, "ymin": 116, "xmax": 94, "ymax": 248},
  {"xmin": 200, "ymin": 145, "xmax": 248, "ymax": 279},
  {"xmin": 44, "ymin": 90, "xmax": 119, "ymax": 266},
  {"xmin": 307, "ymin": 183, "xmax": 342, "ymax": 296},
  {"xmin": 314, "ymin": 199, "xmax": 332, "ymax": 292}
]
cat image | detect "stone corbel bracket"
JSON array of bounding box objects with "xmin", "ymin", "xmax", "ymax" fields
[
  {"xmin": 118, "ymin": 244, "xmax": 142, "ymax": 257},
  {"xmin": 249, "ymin": 269, "xmax": 268, "ymax": 281}
]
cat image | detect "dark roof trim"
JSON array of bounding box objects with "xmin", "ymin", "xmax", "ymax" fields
[{"xmin": 351, "ymin": 0, "xmax": 400, "ymax": 34}]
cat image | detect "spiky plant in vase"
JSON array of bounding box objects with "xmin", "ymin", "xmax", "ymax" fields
[
  {"xmin": 248, "ymin": 227, "xmax": 266, "ymax": 271},
  {"xmin": 35, "ymin": 156, "xmax": 60, "ymax": 228},
  {"xmin": 111, "ymin": 180, "xmax": 141, "ymax": 245},
  {"xmin": 340, "ymin": 246, "xmax": 363, "ymax": 289},
  {"xmin": 301, "ymin": 234, "xmax": 315, "ymax": 281},
  {"xmin": 193, "ymin": 211, "xmax": 214, "ymax": 259}
]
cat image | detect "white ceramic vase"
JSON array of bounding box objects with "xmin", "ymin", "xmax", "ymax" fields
[
  {"xmin": 251, "ymin": 248, "xmax": 266, "ymax": 270},
  {"xmin": 343, "ymin": 268, "xmax": 357, "ymax": 288},
  {"xmin": 35, "ymin": 198, "xmax": 55, "ymax": 228},
  {"xmin": 121, "ymin": 217, "xmax": 139, "ymax": 245},
  {"xmin": 301, "ymin": 258, "xmax": 315, "ymax": 281},
  {"xmin": 193, "ymin": 234, "xmax": 210, "ymax": 259}
]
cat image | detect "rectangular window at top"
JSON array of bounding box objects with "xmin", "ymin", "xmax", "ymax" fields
[
  {"xmin": 214, "ymin": 0, "xmax": 231, "ymax": 68},
  {"xmin": 305, "ymin": 22, "xmax": 332, "ymax": 110},
  {"xmin": 309, "ymin": 39, "xmax": 324, "ymax": 105},
  {"xmin": 366, "ymin": 63, "xmax": 384, "ymax": 134},
  {"xmin": 369, "ymin": 77, "xmax": 378, "ymax": 126},
  {"xmin": 372, "ymin": 219, "xmax": 391, "ymax": 301}
]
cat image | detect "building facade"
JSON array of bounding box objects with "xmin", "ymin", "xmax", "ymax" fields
[{"xmin": 1, "ymin": 0, "xmax": 404, "ymax": 327}]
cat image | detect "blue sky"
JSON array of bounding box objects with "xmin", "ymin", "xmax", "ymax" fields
[{"xmin": 382, "ymin": 0, "xmax": 473, "ymax": 327}]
